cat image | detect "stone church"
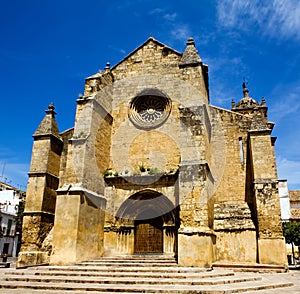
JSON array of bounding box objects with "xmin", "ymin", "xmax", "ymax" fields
[{"xmin": 17, "ymin": 37, "xmax": 287, "ymax": 268}]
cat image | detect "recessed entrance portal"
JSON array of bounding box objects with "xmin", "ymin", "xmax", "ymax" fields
[
  {"xmin": 115, "ymin": 189, "xmax": 177, "ymax": 256},
  {"xmin": 134, "ymin": 215, "xmax": 163, "ymax": 254}
]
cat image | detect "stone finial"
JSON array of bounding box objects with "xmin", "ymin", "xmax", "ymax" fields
[
  {"xmin": 179, "ymin": 37, "xmax": 202, "ymax": 67},
  {"xmin": 242, "ymin": 82, "xmax": 249, "ymax": 98},
  {"xmin": 45, "ymin": 103, "xmax": 56, "ymax": 116},
  {"xmin": 233, "ymin": 83, "xmax": 259, "ymax": 110},
  {"xmin": 231, "ymin": 99, "xmax": 235, "ymax": 109},
  {"xmin": 33, "ymin": 103, "xmax": 60, "ymax": 138},
  {"xmin": 105, "ymin": 62, "xmax": 111, "ymax": 71},
  {"xmin": 186, "ymin": 37, "xmax": 195, "ymax": 46}
]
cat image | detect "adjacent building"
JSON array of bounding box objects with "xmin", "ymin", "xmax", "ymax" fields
[
  {"xmin": 278, "ymin": 180, "xmax": 291, "ymax": 221},
  {"xmin": 278, "ymin": 180, "xmax": 300, "ymax": 263},
  {"xmin": 0, "ymin": 182, "xmax": 25, "ymax": 257},
  {"xmin": 289, "ymin": 190, "xmax": 300, "ymax": 222}
]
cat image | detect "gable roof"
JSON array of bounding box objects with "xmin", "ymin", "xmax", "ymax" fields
[{"xmin": 111, "ymin": 36, "xmax": 182, "ymax": 70}]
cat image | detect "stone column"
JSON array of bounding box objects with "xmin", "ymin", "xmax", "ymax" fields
[
  {"xmin": 116, "ymin": 226, "xmax": 134, "ymax": 255},
  {"xmin": 163, "ymin": 225, "xmax": 176, "ymax": 256},
  {"xmin": 50, "ymin": 186, "xmax": 106, "ymax": 265},
  {"xmin": 177, "ymin": 162, "xmax": 215, "ymax": 267},
  {"xmin": 249, "ymin": 127, "xmax": 287, "ymax": 265}
]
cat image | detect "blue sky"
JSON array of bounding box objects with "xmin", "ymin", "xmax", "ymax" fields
[{"xmin": 0, "ymin": 0, "xmax": 299, "ymax": 191}]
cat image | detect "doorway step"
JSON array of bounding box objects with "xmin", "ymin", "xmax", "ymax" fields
[{"xmin": 0, "ymin": 256, "xmax": 295, "ymax": 293}]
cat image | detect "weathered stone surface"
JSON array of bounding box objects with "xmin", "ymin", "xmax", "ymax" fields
[
  {"xmin": 214, "ymin": 202, "xmax": 256, "ymax": 231},
  {"xmin": 179, "ymin": 37, "xmax": 202, "ymax": 67},
  {"xmin": 215, "ymin": 230, "xmax": 257, "ymax": 263}
]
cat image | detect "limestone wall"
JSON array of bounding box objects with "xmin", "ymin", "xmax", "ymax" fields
[
  {"xmin": 50, "ymin": 190, "xmax": 105, "ymax": 265},
  {"xmin": 211, "ymin": 108, "xmax": 251, "ymax": 203}
]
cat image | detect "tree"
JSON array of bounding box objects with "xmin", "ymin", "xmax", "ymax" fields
[
  {"xmin": 282, "ymin": 221, "xmax": 300, "ymax": 264},
  {"xmin": 0, "ymin": 216, "xmax": 3, "ymax": 238},
  {"xmin": 14, "ymin": 200, "xmax": 24, "ymax": 226},
  {"xmin": 14, "ymin": 200, "xmax": 25, "ymax": 255}
]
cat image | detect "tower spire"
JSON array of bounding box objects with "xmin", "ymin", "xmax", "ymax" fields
[
  {"xmin": 33, "ymin": 103, "xmax": 60, "ymax": 138},
  {"xmin": 179, "ymin": 37, "xmax": 202, "ymax": 67}
]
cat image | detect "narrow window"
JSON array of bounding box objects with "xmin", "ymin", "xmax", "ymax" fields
[
  {"xmin": 239, "ymin": 137, "xmax": 244, "ymax": 165},
  {"xmin": 7, "ymin": 219, "xmax": 12, "ymax": 236}
]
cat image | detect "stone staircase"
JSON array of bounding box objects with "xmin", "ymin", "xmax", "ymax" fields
[{"xmin": 0, "ymin": 255, "xmax": 295, "ymax": 293}]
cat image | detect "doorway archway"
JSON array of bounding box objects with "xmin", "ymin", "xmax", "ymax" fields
[{"xmin": 116, "ymin": 189, "xmax": 177, "ymax": 255}]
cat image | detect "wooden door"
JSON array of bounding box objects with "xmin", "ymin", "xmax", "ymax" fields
[{"xmin": 134, "ymin": 218, "xmax": 163, "ymax": 253}]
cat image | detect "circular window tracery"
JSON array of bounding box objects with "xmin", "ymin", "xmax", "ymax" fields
[{"xmin": 129, "ymin": 89, "xmax": 171, "ymax": 130}]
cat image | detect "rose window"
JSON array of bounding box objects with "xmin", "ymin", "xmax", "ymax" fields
[{"xmin": 129, "ymin": 89, "xmax": 171, "ymax": 130}]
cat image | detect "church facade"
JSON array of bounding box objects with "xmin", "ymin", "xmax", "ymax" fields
[{"xmin": 17, "ymin": 37, "xmax": 287, "ymax": 268}]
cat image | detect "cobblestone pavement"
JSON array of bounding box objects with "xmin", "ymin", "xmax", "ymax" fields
[{"xmin": 245, "ymin": 268, "xmax": 300, "ymax": 293}]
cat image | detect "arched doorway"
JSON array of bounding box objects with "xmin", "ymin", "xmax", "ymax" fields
[{"xmin": 115, "ymin": 189, "xmax": 177, "ymax": 255}]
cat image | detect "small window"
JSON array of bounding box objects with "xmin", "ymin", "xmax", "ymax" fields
[
  {"xmin": 239, "ymin": 137, "xmax": 244, "ymax": 165},
  {"xmin": 7, "ymin": 219, "xmax": 12, "ymax": 236}
]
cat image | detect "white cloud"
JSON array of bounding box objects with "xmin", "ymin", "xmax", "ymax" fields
[
  {"xmin": 149, "ymin": 8, "xmax": 177, "ymax": 21},
  {"xmin": 0, "ymin": 145, "xmax": 29, "ymax": 189},
  {"xmin": 163, "ymin": 13, "xmax": 177, "ymax": 21},
  {"xmin": 170, "ymin": 24, "xmax": 192, "ymax": 42},
  {"xmin": 149, "ymin": 8, "xmax": 164, "ymax": 15},
  {"xmin": 147, "ymin": 7, "xmax": 192, "ymax": 44},
  {"xmin": 205, "ymin": 54, "xmax": 248, "ymax": 107},
  {"xmin": 108, "ymin": 45, "xmax": 126, "ymax": 55},
  {"xmin": 269, "ymin": 82, "xmax": 300, "ymax": 121},
  {"xmin": 277, "ymin": 157, "xmax": 300, "ymax": 188},
  {"xmin": 216, "ymin": 0, "xmax": 300, "ymax": 41},
  {"xmin": 0, "ymin": 162, "xmax": 29, "ymax": 189}
]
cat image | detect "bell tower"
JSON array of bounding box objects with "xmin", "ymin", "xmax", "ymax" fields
[{"xmin": 17, "ymin": 104, "xmax": 63, "ymax": 267}]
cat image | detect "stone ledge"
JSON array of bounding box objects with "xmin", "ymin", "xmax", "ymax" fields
[
  {"xmin": 214, "ymin": 202, "xmax": 256, "ymax": 230},
  {"xmin": 104, "ymin": 172, "xmax": 178, "ymax": 187},
  {"xmin": 212, "ymin": 262, "xmax": 289, "ymax": 273},
  {"xmin": 178, "ymin": 227, "xmax": 215, "ymax": 236},
  {"xmin": 57, "ymin": 184, "xmax": 106, "ymax": 208},
  {"xmin": 17, "ymin": 251, "xmax": 50, "ymax": 269}
]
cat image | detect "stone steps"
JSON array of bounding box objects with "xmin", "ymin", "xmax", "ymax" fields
[
  {"xmin": 79, "ymin": 261, "xmax": 178, "ymax": 267},
  {"xmin": 0, "ymin": 279, "xmax": 294, "ymax": 293},
  {"xmin": 2, "ymin": 273, "xmax": 262, "ymax": 285},
  {"xmin": 7, "ymin": 269, "xmax": 234, "ymax": 279},
  {"xmin": 34, "ymin": 266, "xmax": 211, "ymax": 274},
  {"xmin": 0, "ymin": 256, "xmax": 294, "ymax": 293},
  {"xmin": 213, "ymin": 262, "xmax": 288, "ymax": 273}
]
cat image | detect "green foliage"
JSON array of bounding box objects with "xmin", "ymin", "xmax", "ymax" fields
[
  {"xmin": 14, "ymin": 201, "xmax": 24, "ymax": 224},
  {"xmin": 148, "ymin": 167, "xmax": 159, "ymax": 175},
  {"xmin": 73, "ymin": 131, "xmax": 87, "ymax": 139},
  {"xmin": 103, "ymin": 170, "xmax": 110, "ymax": 177},
  {"xmin": 282, "ymin": 221, "xmax": 300, "ymax": 246},
  {"xmin": 139, "ymin": 165, "xmax": 146, "ymax": 172},
  {"xmin": 0, "ymin": 216, "xmax": 3, "ymax": 238},
  {"xmin": 12, "ymin": 200, "xmax": 25, "ymax": 238}
]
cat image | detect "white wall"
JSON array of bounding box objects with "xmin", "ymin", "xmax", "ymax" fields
[{"xmin": 278, "ymin": 180, "xmax": 291, "ymax": 221}]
